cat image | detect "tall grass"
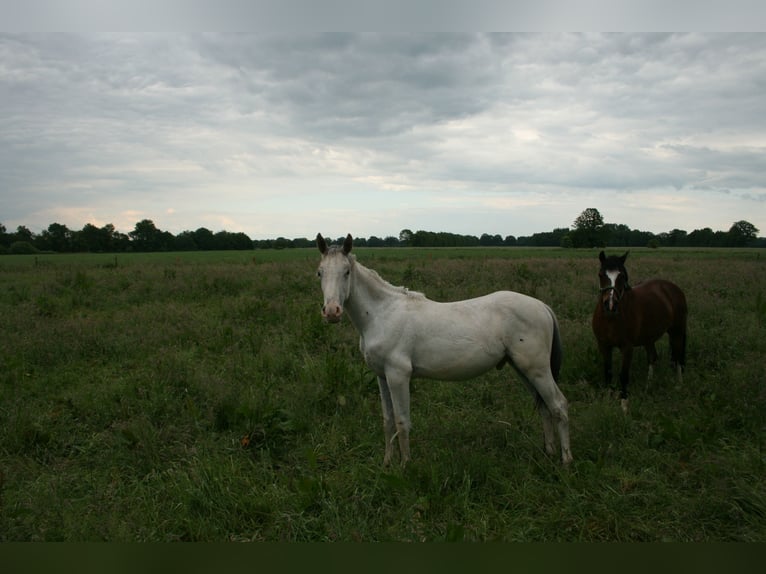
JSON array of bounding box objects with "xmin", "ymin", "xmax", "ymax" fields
[{"xmin": 1, "ymin": 248, "xmax": 764, "ymax": 541}]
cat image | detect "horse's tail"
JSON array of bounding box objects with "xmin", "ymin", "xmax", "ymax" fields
[{"xmin": 547, "ymin": 305, "xmax": 563, "ymax": 383}]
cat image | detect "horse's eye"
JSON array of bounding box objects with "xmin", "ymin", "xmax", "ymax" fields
[
  {"xmin": 317, "ymin": 270, "xmax": 322, "ymax": 277},
  {"xmin": 345, "ymin": 270, "xmax": 350, "ymax": 277}
]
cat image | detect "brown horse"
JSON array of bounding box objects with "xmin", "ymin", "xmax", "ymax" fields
[{"xmin": 591, "ymin": 251, "xmax": 687, "ymax": 412}]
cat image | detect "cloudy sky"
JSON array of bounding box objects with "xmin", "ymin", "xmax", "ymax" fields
[{"xmin": 1, "ymin": 32, "xmax": 765, "ymax": 240}]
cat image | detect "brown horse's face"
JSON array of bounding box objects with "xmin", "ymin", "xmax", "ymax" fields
[{"xmin": 598, "ymin": 251, "xmax": 630, "ymax": 314}]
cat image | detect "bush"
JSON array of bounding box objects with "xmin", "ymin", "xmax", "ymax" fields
[{"xmin": 9, "ymin": 241, "xmax": 38, "ymax": 254}]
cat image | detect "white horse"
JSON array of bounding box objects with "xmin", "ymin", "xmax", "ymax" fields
[{"xmin": 316, "ymin": 234, "xmax": 572, "ymax": 466}]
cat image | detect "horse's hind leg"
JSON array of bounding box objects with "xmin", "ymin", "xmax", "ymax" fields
[
  {"xmin": 645, "ymin": 342, "xmax": 658, "ymax": 384},
  {"xmin": 508, "ymin": 338, "xmax": 572, "ymax": 464},
  {"xmin": 518, "ymin": 368, "xmax": 572, "ymax": 465},
  {"xmin": 668, "ymin": 328, "xmax": 686, "ymax": 383},
  {"xmin": 538, "ymin": 380, "xmax": 572, "ymax": 465},
  {"xmin": 522, "ymin": 383, "xmax": 556, "ymax": 457}
]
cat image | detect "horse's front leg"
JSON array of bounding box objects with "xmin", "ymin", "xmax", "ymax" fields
[
  {"xmin": 376, "ymin": 376, "xmax": 396, "ymax": 467},
  {"xmin": 619, "ymin": 345, "xmax": 634, "ymax": 413},
  {"xmin": 599, "ymin": 342, "xmax": 613, "ymax": 387},
  {"xmin": 384, "ymin": 365, "xmax": 412, "ymax": 467}
]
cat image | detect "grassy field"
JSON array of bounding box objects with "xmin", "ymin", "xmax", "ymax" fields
[{"xmin": 1, "ymin": 246, "xmax": 764, "ymax": 541}]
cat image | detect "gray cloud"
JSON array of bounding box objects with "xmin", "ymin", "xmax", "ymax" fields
[{"xmin": 1, "ymin": 33, "xmax": 764, "ymax": 238}]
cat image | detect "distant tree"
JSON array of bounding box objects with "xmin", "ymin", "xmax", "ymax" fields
[
  {"xmin": 192, "ymin": 227, "xmax": 215, "ymax": 250},
  {"xmin": 292, "ymin": 237, "xmax": 312, "ymax": 248},
  {"xmin": 38, "ymin": 222, "xmax": 72, "ymax": 252},
  {"xmin": 727, "ymin": 220, "xmax": 759, "ymax": 247},
  {"xmin": 603, "ymin": 223, "xmax": 630, "ymax": 246},
  {"xmin": 573, "ymin": 208, "xmax": 604, "ymax": 230},
  {"xmin": 571, "ymin": 208, "xmax": 606, "ymax": 248},
  {"xmin": 688, "ymin": 227, "xmax": 716, "ymax": 247},
  {"xmin": 504, "ymin": 235, "xmax": 517, "ymax": 246},
  {"xmin": 158, "ymin": 230, "xmax": 175, "ymax": 251},
  {"xmin": 399, "ymin": 229, "xmax": 413, "ymax": 246},
  {"xmin": 274, "ymin": 237, "xmax": 290, "ymax": 249},
  {"xmin": 213, "ymin": 230, "xmax": 253, "ymax": 250},
  {"xmin": 600, "ymin": 224, "xmax": 656, "ymax": 248},
  {"xmin": 101, "ymin": 223, "xmax": 130, "ymax": 252},
  {"xmin": 175, "ymin": 231, "xmax": 198, "ymax": 251},
  {"xmin": 665, "ymin": 228, "xmax": 688, "ymax": 247},
  {"xmin": 110, "ymin": 227, "xmax": 131, "ymax": 251},
  {"xmin": 480, "ymin": 233, "xmax": 503, "ymax": 246},
  {"xmin": 519, "ymin": 227, "xmax": 570, "ymax": 247},
  {"xmin": 367, "ymin": 235, "xmax": 384, "ymax": 247},
  {"xmin": 129, "ymin": 219, "xmax": 162, "ymax": 251},
  {"xmin": 13, "ymin": 225, "xmax": 35, "ymax": 244},
  {"xmin": 628, "ymin": 228, "xmax": 656, "ymax": 247},
  {"xmin": 80, "ymin": 223, "xmax": 116, "ymax": 252},
  {"xmin": 411, "ymin": 230, "xmax": 479, "ymax": 247},
  {"xmin": 213, "ymin": 230, "xmax": 234, "ymax": 249}
]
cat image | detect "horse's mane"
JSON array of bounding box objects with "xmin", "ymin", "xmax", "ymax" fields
[
  {"xmin": 322, "ymin": 242, "xmax": 426, "ymax": 300},
  {"xmin": 349, "ymin": 253, "xmax": 426, "ymax": 300}
]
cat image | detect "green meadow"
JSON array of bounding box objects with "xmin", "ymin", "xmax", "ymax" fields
[{"xmin": 1, "ymin": 246, "xmax": 764, "ymax": 541}]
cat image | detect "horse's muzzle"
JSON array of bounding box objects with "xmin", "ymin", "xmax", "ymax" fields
[
  {"xmin": 322, "ymin": 303, "xmax": 343, "ymax": 323},
  {"xmin": 601, "ymin": 286, "xmax": 621, "ymax": 314},
  {"xmin": 602, "ymin": 301, "xmax": 619, "ymax": 315}
]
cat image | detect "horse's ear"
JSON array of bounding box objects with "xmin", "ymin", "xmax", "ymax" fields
[
  {"xmin": 317, "ymin": 233, "xmax": 328, "ymax": 254},
  {"xmin": 343, "ymin": 234, "xmax": 353, "ymax": 254},
  {"xmin": 598, "ymin": 251, "xmax": 606, "ymax": 263},
  {"xmin": 620, "ymin": 251, "xmax": 629, "ymax": 263}
]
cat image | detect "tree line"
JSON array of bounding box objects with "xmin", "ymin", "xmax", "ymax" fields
[
  {"xmin": 0, "ymin": 219, "xmax": 253, "ymax": 254},
  {"xmin": 0, "ymin": 209, "xmax": 762, "ymax": 254}
]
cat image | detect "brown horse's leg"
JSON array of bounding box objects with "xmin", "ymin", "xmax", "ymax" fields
[
  {"xmin": 619, "ymin": 346, "xmax": 633, "ymax": 413},
  {"xmin": 599, "ymin": 342, "xmax": 613, "ymax": 387},
  {"xmin": 668, "ymin": 327, "xmax": 686, "ymax": 383},
  {"xmin": 645, "ymin": 342, "xmax": 658, "ymax": 384}
]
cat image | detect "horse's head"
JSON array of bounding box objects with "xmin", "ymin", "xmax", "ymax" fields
[
  {"xmin": 598, "ymin": 250, "xmax": 630, "ymax": 314},
  {"xmin": 316, "ymin": 233, "xmax": 354, "ymax": 323}
]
